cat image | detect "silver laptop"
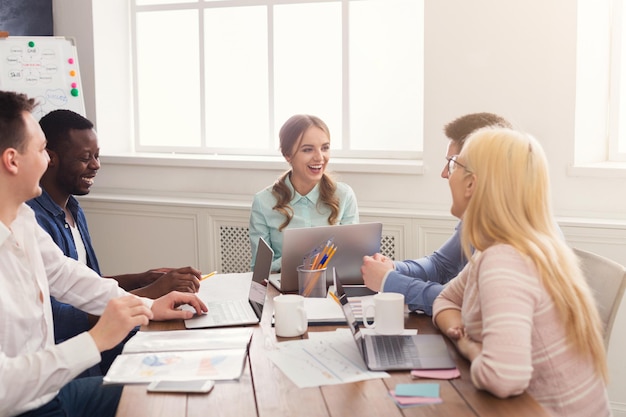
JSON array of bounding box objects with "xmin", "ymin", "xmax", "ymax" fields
[
  {"xmin": 335, "ymin": 271, "xmax": 456, "ymax": 371},
  {"xmin": 269, "ymin": 222, "xmax": 382, "ymax": 293},
  {"xmin": 185, "ymin": 237, "xmax": 273, "ymax": 329}
]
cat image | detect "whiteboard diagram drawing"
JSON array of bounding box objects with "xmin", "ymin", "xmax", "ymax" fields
[{"xmin": 0, "ymin": 36, "xmax": 85, "ymax": 120}]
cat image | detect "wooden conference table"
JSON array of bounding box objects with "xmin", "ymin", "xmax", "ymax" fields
[{"xmin": 115, "ymin": 285, "xmax": 549, "ymax": 417}]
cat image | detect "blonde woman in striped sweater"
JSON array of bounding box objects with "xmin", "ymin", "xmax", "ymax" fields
[{"xmin": 434, "ymin": 127, "xmax": 610, "ymax": 417}]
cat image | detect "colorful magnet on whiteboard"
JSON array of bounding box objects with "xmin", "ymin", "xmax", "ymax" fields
[
  {"xmin": 71, "ymin": 82, "xmax": 77, "ymax": 88},
  {"xmin": 68, "ymin": 58, "xmax": 74, "ymax": 64},
  {"xmin": 71, "ymin": 89, "xmax": 79, "ymax": 97},
  {"xmin": 69, "ymin": 70, "xmax": 76, "ymax": 77},
  {"xmin": 28, "ymin": 41, "xmax": 35, "ymax": 47}
]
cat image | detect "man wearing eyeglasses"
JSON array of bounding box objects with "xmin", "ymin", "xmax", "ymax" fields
[{"xmin": 360, "ymin": 113, "xmax": 512, "ymax": 315}]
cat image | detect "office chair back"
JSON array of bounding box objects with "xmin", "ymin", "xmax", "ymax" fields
[{"xmin": 573, "ymin": 247, "xmax": 626, "ymax": 347}]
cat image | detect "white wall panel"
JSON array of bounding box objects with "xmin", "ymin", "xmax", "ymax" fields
[{"xmin": 80, "ymin": 201, "xmax": 206, "ymax": 275}]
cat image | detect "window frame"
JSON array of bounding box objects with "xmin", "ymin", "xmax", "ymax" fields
[
  {"xmin": 609, "ymin": 0, "xmax": 626, "ymax": 162},
  {"xmin": 129, "ymin": 0, "xmax": 424, "ymax": 161}
]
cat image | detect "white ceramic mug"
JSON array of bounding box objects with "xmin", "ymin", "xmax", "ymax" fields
[
  {"xmin": 273, "ymin": 294, "xmax": 307, "ymax": 337},
  {"xmin": 363, "ymin": 292, "xmax": 405, "ymax": 335}
]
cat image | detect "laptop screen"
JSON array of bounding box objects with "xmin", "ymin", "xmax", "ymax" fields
[
  {"xmin": 280, "ymin": 222, "xmax": 383, "ymax": 291},
  {"xmin": 334, "ymin": 269, "xmax": 366, "ymax": 357},
  {"xmin": 249, "ymin": 237, "xmax": 273, "ymax": 309}
]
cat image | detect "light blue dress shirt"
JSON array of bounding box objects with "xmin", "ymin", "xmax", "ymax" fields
[
  {"xmin": 382, "ymin": 222, "xmax": 467, "ymax": 316},
  {"xmin": 381, "ymin": 220, "xmax": 563, "ymax": 315},
  {"xmin": 249, "ymin": 175, "xmax": 359, "ymax": 271}
]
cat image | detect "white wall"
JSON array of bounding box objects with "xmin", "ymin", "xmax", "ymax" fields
[
  {"xmin": 52, "ymin": 0, "xmax": 626, "ymax": 414},
  {"xmin": 53, "ymin": 0, "xmax": 626, "ymax": 219}
]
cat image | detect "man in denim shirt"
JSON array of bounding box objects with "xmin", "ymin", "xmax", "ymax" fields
[
  {"xmin": 27, "ymin": 110, "xmax": 203, "ymax": 375},
  {"xmin": 360, "ymin": 113, "xmax": 512, "ymax": 315}
]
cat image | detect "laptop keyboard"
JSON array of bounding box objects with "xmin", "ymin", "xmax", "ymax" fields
[
  {"xmin": 372, "ymin": 335, "xmax": 420, "ymax": 367},
  {"xmin": 205, "ymin": 300, "xmax": 256, "ymax": 325}
]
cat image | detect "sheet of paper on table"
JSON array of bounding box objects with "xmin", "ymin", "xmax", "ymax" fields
[
  {"xmin": 105, "ymin": 326, "xmax": 253, "ymax": 384},
  {"xmin": 122, "ymin": 328, "xmax": 253, "ymax": 354},
  {"xmin": 265, "ymin": 329, "xmax": 388, "ymax": 388},
  {"xmin": 104, "ymin": 348, "xmax": 248, "ymax": 384}
]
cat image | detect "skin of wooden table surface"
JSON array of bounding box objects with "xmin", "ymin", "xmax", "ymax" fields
[{"xmin": 115, "ymin": 284, "xmax": 550, "ymax": 417}]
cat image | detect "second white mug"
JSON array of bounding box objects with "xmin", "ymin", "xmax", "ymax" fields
[
  {"xmin": 363, "ymin": 292, "xmax": 405, "ymax": 335},
  {"xmin": 273, "ymin": 294, "xmax": 307, "ymax": 337}
]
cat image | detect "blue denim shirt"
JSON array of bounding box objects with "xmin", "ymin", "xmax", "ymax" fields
[
  {"xmin": 26, "ymin": 190, "xmax": 105, "ymax": 376},
  {"xmin": 27, "ymin": 190, "xmax": 101, "ymax": 274}
]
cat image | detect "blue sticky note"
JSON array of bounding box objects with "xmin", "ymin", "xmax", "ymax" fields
[{"xmin": 394, "ymin": 383, "xmax": 440, "ymax": 398}]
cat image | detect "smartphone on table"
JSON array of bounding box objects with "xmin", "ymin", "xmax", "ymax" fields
[{"xmin": 146, "ymin": 379, "xmax": 215, "ymax": 394}]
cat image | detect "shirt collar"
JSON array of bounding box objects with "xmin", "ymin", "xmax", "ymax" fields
[
  {"xmin": 286, "ymin": 174, "xmax": 320, "ymax": 204},
  {"xmin": 0, "ymin": 215, "xmax": 10, "ymax": 245},
  {"xmin": 33, "ymin": 189, "xmax": 80, "ymax": 219},
  {"xmin": 0, "ymin": 204, "xmax": 29, "ymax": 245}
]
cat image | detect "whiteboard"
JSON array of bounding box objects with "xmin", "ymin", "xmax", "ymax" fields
[{"xmin": 0, "ymin": 36, "xmax": 85, "ymax": 120}]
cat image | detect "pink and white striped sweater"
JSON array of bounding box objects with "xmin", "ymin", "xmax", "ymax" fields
[{"xmin": 433, "ymin": 244, "xmax": 611, "ymax": 417}]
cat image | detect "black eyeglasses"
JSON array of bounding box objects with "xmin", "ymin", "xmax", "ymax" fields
[{"xmin": 446, "ymin": 155, "xmax": 469, "ymax": 175}]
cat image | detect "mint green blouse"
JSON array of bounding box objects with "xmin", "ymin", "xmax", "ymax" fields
[{"xmin": 249, "ymin": 175, "xmax": 359, "ymax": 271}]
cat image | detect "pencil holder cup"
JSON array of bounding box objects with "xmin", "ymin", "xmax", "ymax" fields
[{"xmin": 297, "ymin": 265, "xmax": 327, "ymax": 298}]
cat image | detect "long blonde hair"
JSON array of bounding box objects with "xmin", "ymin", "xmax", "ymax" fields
[
  {"xmin": 272, "ymin": 115, "xmax": 339, "ymax": 231},
  {"xmin": 459, "ymin": 127, "xmax": 607, "ymax": 381}
]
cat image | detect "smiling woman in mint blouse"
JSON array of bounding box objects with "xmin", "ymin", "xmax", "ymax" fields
[{"xmin": 249, "ymin": 114, "xmax": 359, "ymax": 272}]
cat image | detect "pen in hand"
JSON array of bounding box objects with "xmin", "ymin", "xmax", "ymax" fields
[{"xmin": 200, "ymin": 271, "xmax": 217, "ymax": 281}]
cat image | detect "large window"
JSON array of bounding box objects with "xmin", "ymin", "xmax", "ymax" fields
[
  {"xmin": 131, "ymin": 0, "xmax": 424, "ymax": 159},
  {"xmin": 576, "ymin": 0, "xmax": 626, "ymax": 165},
  {"xmin": 575, "ymin": 0, "xmax": 614, "ymax": 167},
  {"xmin": 610, "ymin": 0, "xmax": 626, "ymax": 161}
]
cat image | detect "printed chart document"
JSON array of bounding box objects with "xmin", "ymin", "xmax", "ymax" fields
[
  {"xmin": 304, "ymin": 296, "xmax": 374, "ymax": 324},
  {"xmin": 104, "ymin": 349, "xmax": 247, "ymax": 384},
  {"xmin": 289, "ymin": 286, "xmax": 374, "ymax": 325},
  {"xmin": 104, "ymin": 328, "xmax": 252, "ymax": 384}
]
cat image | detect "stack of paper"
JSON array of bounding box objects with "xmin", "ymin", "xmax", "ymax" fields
[
  {"xmin": 388, "ymin": 383, "xmax": 443, "ymax": 408},
  {"xmin": 103, "ymin": 328, "xmax": 252, "ymax": 384},
  {"xmin": 303, "ymin": 294, "xmax": 374, "ymax": 325},
  {"xmin": 121, "ymin": 328, "xmax": 253, "ymax": 353}
]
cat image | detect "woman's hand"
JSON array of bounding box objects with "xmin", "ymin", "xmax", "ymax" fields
[{"xmin": 452, "ymin": 327, "xmax": 483, "ymax": 362}]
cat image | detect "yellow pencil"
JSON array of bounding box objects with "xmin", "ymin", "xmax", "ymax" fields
[
  {"xmin": 329, "ymin": 290, "xmax": 341, "ymax": 305},
  {"xmin": 313, "ymin": 244, "xmax": 330, "ymax": 269},
  {"xmin": 200, "ymin": 271, "xmax": 217, "ymax": 281},
  {"xmin": 325, "ymin": 246, "xmax": 337, "ymax": 264}
]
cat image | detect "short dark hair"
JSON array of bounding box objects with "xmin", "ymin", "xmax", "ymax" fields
[
  {"xmin": 39, "ymin": 109, "xmax": 94, "ymax": 152},
  {"xmin": 0, "ymin": 91, "xmax": 37, "ymax": 153},
  {"xmin": 444, "ymin": 112, "xmax": 512, "ymax": 149}
]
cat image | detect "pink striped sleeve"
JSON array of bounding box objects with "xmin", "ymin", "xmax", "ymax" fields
[{"xmin": 469, "ymin": 246, "xmax": 539, "ymax": 398}]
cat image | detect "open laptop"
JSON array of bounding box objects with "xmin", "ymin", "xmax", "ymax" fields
[
  {"xmin": 269, "ymin": 222, "xmax": 382, "ymax": 293},
  {"xmin": 185, "ymin": 237, "xmax": 273, "ymax": 329},
  {"xmin": 334, "ymin": 271, "xmax": 456, "ymax": 371}
]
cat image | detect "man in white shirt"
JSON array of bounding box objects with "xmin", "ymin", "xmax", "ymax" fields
[{"xmin": 0, "ymin": 91, "xmax": 207, "ymax": 417}]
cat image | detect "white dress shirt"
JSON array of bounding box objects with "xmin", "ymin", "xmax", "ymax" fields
[{"xmin": 0, "ymin": 204, "xmax": 150, "ymax": 416}]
